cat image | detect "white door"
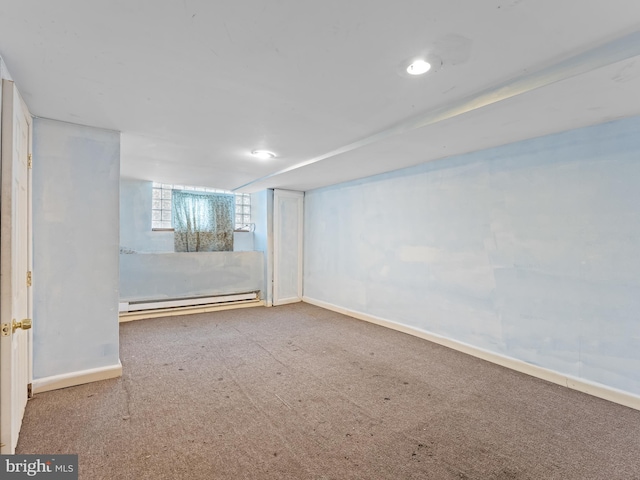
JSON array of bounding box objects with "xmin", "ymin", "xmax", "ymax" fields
[
  {"xmin": 0, "ymin": 80, "xmax": 33, "ymax": 454},
  {"xmin": 273, "ymin": 189, "xmax": 304, "ymax": 306}
]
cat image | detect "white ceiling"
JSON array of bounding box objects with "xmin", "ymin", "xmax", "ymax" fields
[{"xmin": 1, "ymin": 1, "xmax": 639, "ymax": 192}]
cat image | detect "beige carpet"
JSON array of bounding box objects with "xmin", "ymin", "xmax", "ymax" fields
[{"xmin": 17, "ymin": 303, "xmax": 640, "ymax": 479}]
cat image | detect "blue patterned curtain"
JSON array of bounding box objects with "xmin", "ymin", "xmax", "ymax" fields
[{"xmin": 172, "ymin": 191, "xmax": 235, "ymax": 252}]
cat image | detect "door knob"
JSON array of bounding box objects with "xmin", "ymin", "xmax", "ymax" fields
[{"xmin": 12, "ymin": 318, "xmax": 32, "ymax": 333}]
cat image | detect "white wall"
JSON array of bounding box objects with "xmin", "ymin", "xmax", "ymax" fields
[
  {"xmin": 33, "ymin": 118, "xmax": 120, "ymax": 379},
  {"xmin": 304, "ymin": 115, "xmax": 640, "ymax": 397}
]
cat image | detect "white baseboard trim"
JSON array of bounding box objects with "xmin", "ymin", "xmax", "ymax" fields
[
  {"xmin": 273, "ymin": 297, "xmax": 302, "ymax": 306},
  {"xmin": 32, "ymin": 361, "xmax": 123, "ymax": 394},
  {"xmin": 303, "ymin": 296, "xmax": 640, "ymax": 411}
]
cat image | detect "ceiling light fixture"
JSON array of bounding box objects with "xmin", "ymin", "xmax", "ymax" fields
[
  {"xmin": 251, "ymin": 150, "xmax": 276, "ymax": 160},
  {"xmin": 406, "ymin": 59, "xmax": 431, "ymax": 75}
]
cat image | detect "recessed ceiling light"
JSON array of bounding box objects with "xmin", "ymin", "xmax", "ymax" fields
[
  {"xmin": 397, "ymin": 54, "xmax": 442, "ymax": 78},
  {"xmin": 406, "ymin": 59, "xmax": 431, "ymax": 75},
  {"xmin": 251, "ymin": 150, "xmax": 276, "ymax": 160}
]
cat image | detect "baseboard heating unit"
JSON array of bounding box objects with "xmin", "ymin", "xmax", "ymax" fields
[{"xmin": 119, "ymin": 291, "xmax": 259, "ymax": 313}]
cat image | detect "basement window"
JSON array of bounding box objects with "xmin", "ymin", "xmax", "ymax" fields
[{"xmin": 151, "ymin": 183, "xmax": 251, "ymax": 231}]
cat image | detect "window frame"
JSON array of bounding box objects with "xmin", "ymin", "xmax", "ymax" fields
[{"xmin": 151, "ymin": 182, "xmax": 252, "ymax": 232}]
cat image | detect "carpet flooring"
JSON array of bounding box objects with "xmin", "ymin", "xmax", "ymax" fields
[{"xmin": 16, "ymin": 303, "xmax": 640, "ymax": 479}]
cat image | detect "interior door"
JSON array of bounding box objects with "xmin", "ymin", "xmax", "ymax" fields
[
  {"xmin": 273, "ymin": 189, "xmax": 303, "ymax": 306},
  {"xmin": 0, "ymin": 80, "xmax": 33, "ymax": 454}
]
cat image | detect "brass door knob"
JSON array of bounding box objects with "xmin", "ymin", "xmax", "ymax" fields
[{"xmin": 13, "ymin": 318, "xmax": 32, "ymax": 333}]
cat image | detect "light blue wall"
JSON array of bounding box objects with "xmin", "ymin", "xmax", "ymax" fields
[
  {"xmin": 120, "ymin": 178, "xmax": 174, "ymax": 253},
  {"xmin": 33, "ymin": 118, "xmax": 120, "ymax": 379},
  {"xmin": 119, "ymin": 178, "xmax": 263, "ymax": 302},
  {"xmin": 304, "ymin": 115, "xmax": 640, "ymax": 396},
  {"xmin": 252, "ymin": 189, "xmax": 273, "ymax": 304},
  {"xmin": 120, "ymin": 252, "xmax": 263, "ymax": 301}
]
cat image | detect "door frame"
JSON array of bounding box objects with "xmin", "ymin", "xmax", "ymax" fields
[
  {"xmin": 273, "ymin": 189, "xmax": 304, "ymax": 306},
  {"xmin": 0, "ymin": 79, "xmax": 33, "ymax": 453}
]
